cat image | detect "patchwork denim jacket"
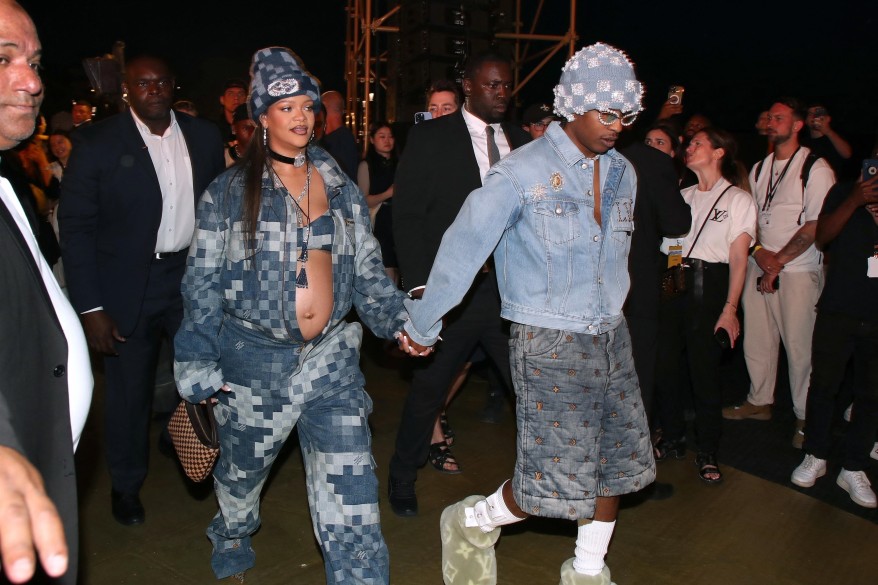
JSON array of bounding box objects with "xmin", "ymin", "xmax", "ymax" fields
[
  {"xmin": 404, "ymin": 122, "xmax": 637, "ymax": 346},
  {"xmin": 175, "ymin": 146, "xmax": 407, "ymax": 403}
]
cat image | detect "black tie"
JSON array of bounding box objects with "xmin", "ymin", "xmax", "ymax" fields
[{"xmin": 486, "ymin": 125, "xmax": 501, "ymax": 167}]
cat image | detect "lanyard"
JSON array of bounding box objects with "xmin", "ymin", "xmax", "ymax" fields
[{"xmin": 762, "ymin": 146, "xmax": 800, "ymax": 212}]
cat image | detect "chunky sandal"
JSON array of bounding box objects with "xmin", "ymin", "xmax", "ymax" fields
[
  {"xmin": 695, "ymin": 452, "xmax": 723, "ymax": 484},
  {"xmin": 654, "ymin": 436, "xmax": 687, "ymax": 461},
  {"xmin": 429, "ymin": 440, "xmax": 462, "ymax": 474},
  {"xmin": 440, "ymin": 411, "xmax": 455, "ymax": 446}
]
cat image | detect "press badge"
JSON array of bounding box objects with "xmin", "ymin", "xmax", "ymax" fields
[
  {"xmin": 668, "ymin": 245, "xmax": 683, "ymax": 268},
  {"xmin": 759, "ymin": 210, "xmax": 772, "ymax": 228},
  {"xmin": 868, "ymin": 255, "xmax": 878, "ymax": 278}
]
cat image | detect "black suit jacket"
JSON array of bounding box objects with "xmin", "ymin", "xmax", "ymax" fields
[
  {"xmin": 0, "ymin": 195, "xmax": 77, "ymax": 585},
  {"xmin": 59, "ymin": 110, "xmax": 224, "ymax": 334},
  {"xmin": 393, "ymin": 110, "xmax": 530, "ymax": 289},
  {"xmin": 621, "ymin": 142, "xmax": 691, "ymax": 318}
]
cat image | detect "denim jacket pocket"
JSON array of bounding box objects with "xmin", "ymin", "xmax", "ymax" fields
[
  {"xmin": 533, "ymin": 199, "xmax": 582, "ymax": 244},
  {"xmin": 610, "ymin": 198, "xmax": 634, "ymax": 243},
  {"xmin": 226, "ymin": 222, "xmax": 264, "ymax": 263}
]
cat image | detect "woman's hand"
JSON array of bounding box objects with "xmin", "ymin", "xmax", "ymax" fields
[
  {"xmin": 201, "ymin": 384, "xmax": 232, "ymax": 405},
  {"xmin": 714, "ymin": 308, "xmax": 740, "ymax": 348},
  {"xmin": 395, "ymin": 331, "xmax": 434, "ymax": 357}
]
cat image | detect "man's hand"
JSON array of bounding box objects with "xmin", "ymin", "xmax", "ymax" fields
[
  {"xmin": 0, "ymin": 447, "xmax": 68, "ymax": 584},
  {"xmin": 657, "ymin": 101, "xmax": 682, "ymax": 120},
  {"xmin": 759, "ymin": 272, "xmax": 780, "ymax": 294},
  {"xmin": 852, "ymin": 175, "xmax": 878, "ymax": 207},
  {"xmin": 752, "ymin": 247, "xmax": 784, "ymax": 275},
  {"xmin": 80, "ymin": 310, "xmax": 125, "ymax": 355},
  {"xmin": 395, "ymin": 332, "xmax": 434, "ymax": 357}
]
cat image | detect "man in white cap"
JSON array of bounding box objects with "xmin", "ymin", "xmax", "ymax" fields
[{"xmin": 397, "ymin": 42, "xmax": 656, "ymax": 585}]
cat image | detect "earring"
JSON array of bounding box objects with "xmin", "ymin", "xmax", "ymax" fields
[{"xmin": 262, "ymin": 126, "xmax": 267, "ymax": 147}]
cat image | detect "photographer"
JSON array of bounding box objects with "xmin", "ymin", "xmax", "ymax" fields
[{"xmin": 802, "ymin": 103, "xmax": 853, "ymax": 178}]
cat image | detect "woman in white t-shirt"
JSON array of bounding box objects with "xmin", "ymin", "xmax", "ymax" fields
[{"xmin": 653, "ymin": 128, "xmax": 757, "ymax": 484}]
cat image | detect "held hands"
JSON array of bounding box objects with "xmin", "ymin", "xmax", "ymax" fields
[
  {"xmin": 0, "ymin": 447, "xmax": 68, "ymax": 584},
  {"xmin": 395, "ymin": 331, "xmax": 434, "ymax": 357},
  {"xmin": 80, "ymin": 310, "xmax": 125, "ymax": 355}
]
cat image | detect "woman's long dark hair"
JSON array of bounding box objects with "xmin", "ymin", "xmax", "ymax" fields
[
  {"xmin": 235, "ymin": 121, "xmax": 271, "ymax": 254},
  {"xmin": 698, "ymin": 126, "xmax": 750, "ymax": 192},
  {"xmin": 645, "ymin": 120, "xmax": 685, "ymax": 181},
  {"xmin": 363, "ymin": 121, "xmax": 396, "ymax": 192}
]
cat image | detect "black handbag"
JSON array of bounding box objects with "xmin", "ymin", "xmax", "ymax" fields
[
  {"xmin": 660, "ymin": 186, "xmax": 732, "ymax": 302},
  {"xmin": 167, "ymin": 400, "xmax": 220, "ymax": 482}
]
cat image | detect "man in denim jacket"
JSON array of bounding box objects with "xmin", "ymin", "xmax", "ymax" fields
[{"xmin": 399, "ymin": 43, "xmax": 656, "ymax": 585}]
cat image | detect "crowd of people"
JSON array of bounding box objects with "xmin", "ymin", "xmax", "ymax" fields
[{"xmin": 1, "ymin": 1, "xmax": 877, "ymax": 584}]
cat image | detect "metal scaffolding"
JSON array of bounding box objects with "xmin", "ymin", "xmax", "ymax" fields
[{"xmin": 344, "ymin": 0, "xmax": 579, "ymax": 153}]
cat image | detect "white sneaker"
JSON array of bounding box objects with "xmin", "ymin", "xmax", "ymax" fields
[
  {"xmin": 837, "ymin": 469, "xmax": 877, "ymax": 509},
  {"xmin": 790, "ymin": 454, "xmax": 826, "ymax": 488},
  {"xmin": 871, "ymin": 442, "xmax": 878, "ymax": 462}
]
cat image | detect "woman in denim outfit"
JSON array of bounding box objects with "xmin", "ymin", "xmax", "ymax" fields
[{"xmin": 174, "ymin": 47, "xmax": 410, "ymax": 584}]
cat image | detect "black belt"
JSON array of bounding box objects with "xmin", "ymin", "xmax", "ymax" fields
[
  {"xmin": 153, "ymin": 249, "xmax": 187, "ymax": 261},
  {"xmin": 682, "ymin": 258, "xmax": 726, "ymax": 302},
  {"xmin": 681, "ymin": 258, "xmax": 719, "ymax": 271}
]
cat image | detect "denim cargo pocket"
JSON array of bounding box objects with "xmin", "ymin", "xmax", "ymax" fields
[{"xmin": 533, "ymin": 199, "xmax": 581, "ymax": 244}]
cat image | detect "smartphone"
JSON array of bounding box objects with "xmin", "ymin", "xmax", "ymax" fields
[
  {"xmin": 756, "ymin": 275, "xmax": 780, "ymax": 290},
  {"xmin": 414, "ymin": 111, "xmax": 432, "ymax": 124},
  {"xmin": 714, "ymin": 328, "xmax": 731, "ymax": 349},
  {"xmin": 862, "ymin": 159, "xmax": 878, "ymax": 182},
  {"xmin": 667, "ymin": 85, "xmax": 685, "ymax": 106}
]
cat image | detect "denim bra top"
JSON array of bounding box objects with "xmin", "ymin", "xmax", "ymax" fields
[{"xmin": 302, "ymin": 210, "xmax": 334, "ymax": 252}]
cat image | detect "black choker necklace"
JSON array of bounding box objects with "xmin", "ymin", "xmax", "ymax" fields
[{"xmin": 269, "ymin": 148, "xmax": 306, "ymax": 167}]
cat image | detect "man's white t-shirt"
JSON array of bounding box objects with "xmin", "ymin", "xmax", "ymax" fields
[{"xmin": 749, "ymin": 147, "xmax": 835, "ymax": 271}]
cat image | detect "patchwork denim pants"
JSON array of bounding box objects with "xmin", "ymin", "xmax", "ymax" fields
[{"xmin": 207, "ymin": 327, "xmax": 388, "ymax": 583}]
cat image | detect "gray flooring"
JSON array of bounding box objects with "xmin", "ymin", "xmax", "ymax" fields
[{"xmin": 74, "ymin": 340, "xmax": 878, "ymax": 584}]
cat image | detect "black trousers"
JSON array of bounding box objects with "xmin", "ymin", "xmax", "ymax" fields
[
  {"xmin": 389, "ymin": 273, "xmax": 512, "ymax": 483},
  {"xmin": 103, "ymin": 255, "xmax": 185, "ymax": 494},
  {"xmin": 626, "ymin": 314, "xmax": 659, "ymax": 429},
  {"xmin": 655, "ymin": 262, "xmax": 729, "ymax": 454},
  {"xmin": 804, "ymin": 311, "xmax": 878, "ymax": 471}
]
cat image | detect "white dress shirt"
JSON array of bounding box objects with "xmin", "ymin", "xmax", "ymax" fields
[
  {"xmin": 462, "ymin": 103, "xmax": 511, "ymax": 181},
  {"xmin": 0, "ymin": 173, "xmax": 93, "ymax": 450},
  {"xmin": 130, "ymin": 109, "xmax": 195, "ymax": 253}
]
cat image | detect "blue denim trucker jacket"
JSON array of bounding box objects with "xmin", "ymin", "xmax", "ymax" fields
[{"xmin": 404, "ymin": 121, "xmax": 637, "ymax": 346}]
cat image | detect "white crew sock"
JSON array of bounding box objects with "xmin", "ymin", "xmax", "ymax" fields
[
  {"xmin": 463, "ymin": 480, "xmax": 526, "ymax": 533},
  {"xmin": 572, "ymin": 520, "xmax": 616, "ymax": 575}
]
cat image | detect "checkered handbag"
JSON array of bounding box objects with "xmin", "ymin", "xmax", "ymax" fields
[{"xmin": 167, "ymin": 400, "xmax": 220, "ymax": 482}]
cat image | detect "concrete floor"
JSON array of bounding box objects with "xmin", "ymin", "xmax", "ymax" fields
[{"xmin": 73, "ymin": 337, "xmax": 878, "ymax": 584}]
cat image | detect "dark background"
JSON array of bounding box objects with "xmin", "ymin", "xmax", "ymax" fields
[{"xmin": 23, "ymin": 0, "xmax": 878, "ymax": 153}]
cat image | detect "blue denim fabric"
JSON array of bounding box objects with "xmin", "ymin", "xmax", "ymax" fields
[
  {"xmin": 509, "ymin": 321, "xmax": 655, "ymax": 520},
  {"xmin": 206, "ymin": 319, "xmax": 389, "ymax": 583},
  {"xmin": 404, "ymin": 122, "xmax": 637, "ymax": 346},
  {"xmin": 175, "ymin": 145, "xmax": 408, "ymax": 404},
  {"xmin": 174, "ymin": 148, "xmax": 401, "ymax": 583}
]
